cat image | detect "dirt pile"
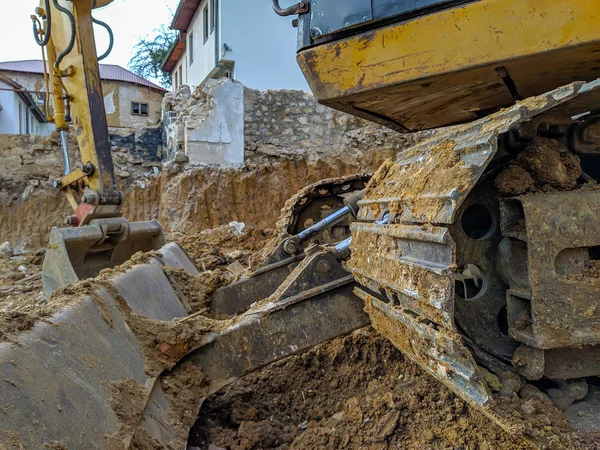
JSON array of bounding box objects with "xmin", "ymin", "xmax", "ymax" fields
[
  {"xmin": 0, "ymin": 247, "xmax": 46, "ymax": 342},
  {"xmin": 189, "ymin": 329, "xmax": 534, "ymax": 450},
  {"xmin": 496, "ymin": 137, "xmax": 583, "ymax": 195}
]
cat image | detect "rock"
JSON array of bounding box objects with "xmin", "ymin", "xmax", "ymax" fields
[
  {"xmin": 207, "ymin": 445, "xmax": 226, "ymax": 450},
  {"xmin": 21, "ymin": 184, "xmax": 35, "ymax": 200},
  {"xmin": 226, "ymin": 250, "xmax": 248, "ymax": 261},
  {"xmin": 298, "ymin": 420, "xmax": 308, "ymax": 430},
  {"xmin": 226, "ymin": 261, "xmax": 246, "ymax": 275},
  {"xmin": 229, "ymin": 221, "xmax": 246, "ymax": 235},
  {"xmin": 560, "ymin": 380, "xmax": 589, "ymax": 401},
  {"xmin": 0, "ymin": 242, "xmax": 13, "ymax": 258},
  {"xmin": 520, "ymin": 399, "xmax": 537, "ymax": 416},
  {"xmin": 344, "ymin": 397, "xmax": 363, "ymax": 422},
  {"xmin": 499, "ymin": 371, "xmax": 523, "ymax": 398},
  {"xmin": 479, "ymin": 367, "xmax": 501, "ymax": 392},
  {"xmin": 547, "ymin": 388, "xmax": 574, "ymax": 411},
  {"xmin": 230, "ymin": 402, "xmax": 257, "ymax": 425},
  {"xmin": 547, "ymin": 388, "xmax": 565, "ymax": 399},
  {"xmin": 174, "ymin": 151, "xmax": 189, "ymax": 163},
  {"xmin": 375, "ymin": 410, "xmax": 401, "ymax": 441},
  {"xmin": 520, "ymin": 384, "xmax": 553, "ymax": 407}
]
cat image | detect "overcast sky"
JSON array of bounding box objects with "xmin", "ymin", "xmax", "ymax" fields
[{"xmin": 0, "ymin": 0, "xmax": 179, "ymax": 75}]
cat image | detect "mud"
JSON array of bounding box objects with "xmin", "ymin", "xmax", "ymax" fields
[
  {"xmin": 156, "ymin": 362, "xmax": 209, "ymax": 449},
  {"xmin": 0, "ymin": 250, "xmax": 73, "ymax": 343},
  {"xmin": 496, "ymin": 138, "xmax": 583, "ymax": 195},
  {"xmin": 105, "ymin": 379, "xmax": 149, "ymax": 450},
  {"xmin": 169, "ymin": 226, "xmax": 278, "ymax": 273},
  {"xmin": 360, "ymin": 140, "xmax": 475, "ymax": 222},
  {"xmin": 496, "ymin": 165, "xmax": 535, "ymax": 196},
  {"xmin": 190, "ymin": 329, "xmax": 536, "ymax": 450},
  {"xmin": 517, "ymin": 138, "xmax": 581, "ymax": 190}
]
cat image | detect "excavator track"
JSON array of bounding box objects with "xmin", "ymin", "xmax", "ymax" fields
[{"xmin": 348, "ymin": 80, "xmax": 600, "ymax": 445}]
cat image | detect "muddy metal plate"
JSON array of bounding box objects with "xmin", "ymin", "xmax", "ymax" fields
[
  {"xmin": 509, "ymin": 189, "xmax": 600, "ymax": 349},
  {"xmin": 349, "ymin": 221, "xmax": 455, "ymax": 327},
  {"xmin": 356, "ymin": 289, "xmax": 495, "ymax": 409}
]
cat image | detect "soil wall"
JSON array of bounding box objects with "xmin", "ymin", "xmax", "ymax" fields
[{"xmin": 1, "ymin": 134, "xmax": 402, "ymax": 248}]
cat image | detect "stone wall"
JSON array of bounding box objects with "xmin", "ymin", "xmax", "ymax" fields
[
  {"xmin": 163, "ymin": 79, "xmax": 416, "ymax": 167},
  {"xmin": 243, "ymin": 88, "xmax": 415, "ymax": 164}
]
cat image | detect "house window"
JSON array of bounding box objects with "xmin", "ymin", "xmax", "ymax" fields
[
  {"xmin": 179, "ymin": 67, "xmax": 183, "ymax": 87},
  {"xmin": 189, "ymin": 32, "xmax": 194, "ymax": 65},
  {"xmin": 131, "ymin": 102, "xmax": 149, "ymax": 116},
  {"xmin": 211, "ymin": 0, "xmax": 216, "ymax": 32},
  {"xmin": 18, "ymin": 103, "xmax": 23, "ymax": 134},
  {"xmin": 203, "ymin": 5, "xmax": 209, "ymax": 43}
]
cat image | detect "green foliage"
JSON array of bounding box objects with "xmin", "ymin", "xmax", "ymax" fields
[{"xmin": 129, "ymin": 25, "xmax": 177, "ymax": 88}]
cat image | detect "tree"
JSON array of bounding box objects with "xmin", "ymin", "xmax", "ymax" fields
[{"xmin": 129, "ymin": 25, "xmax": 177, "ymax": 88}]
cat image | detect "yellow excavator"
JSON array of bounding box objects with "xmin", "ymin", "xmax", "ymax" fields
[{"xmin": 1, "ymin": 0, "xmax": 599, "ymax": 448}]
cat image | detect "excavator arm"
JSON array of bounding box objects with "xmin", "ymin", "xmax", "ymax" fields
[
  {"xmin": 32, "ymin": 0, "xmax": 166, "ymax": 296},
  {"xmin": 33, "ymin": 0, "xmax": 120, "ymax": 224}
]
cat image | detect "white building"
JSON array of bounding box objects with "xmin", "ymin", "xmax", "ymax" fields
[
  {"xmin": 0, "ymin": 73, "xmax": 52, "ymax": 136},
  {"xmin": 162, "ymin": 0, "xmax": 308, "ymax": 92}
]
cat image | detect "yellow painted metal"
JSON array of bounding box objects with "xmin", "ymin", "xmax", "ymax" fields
[
  {"xmin": 43, "ymin": 0, "xmax": 117, "ymax": 204},
  {"xmin": 45, "ymin": 38, "xmax": 68, "ymax": 131},
  {"xmin": 93, "ymin": 0, "xmax": 114, "ymax": 8},
  {"xmin": 298, "ymin": 0, "xmax": 600, "ymax": 100}
]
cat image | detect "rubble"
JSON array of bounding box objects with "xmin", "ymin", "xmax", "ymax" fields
[{"xmin": 0, "ymin": 242, "xmax": 12, "ymax": 258}]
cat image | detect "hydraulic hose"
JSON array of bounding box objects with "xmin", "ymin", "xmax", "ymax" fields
[
  {"xmin": 52, "ymin": 0, "xmax": 76, "ymax": 68},
  {"xmin": 32, "ymin": 0, "xmax": 52, "ymax": 47},
  {"xmin": 93, "ymin": 17, "xmax": 114, "ymax": 61}
]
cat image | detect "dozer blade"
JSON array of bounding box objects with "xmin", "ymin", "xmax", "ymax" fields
[{"xmin": 42, "ymin": 218, "xmax": 166, "ymax": 297}]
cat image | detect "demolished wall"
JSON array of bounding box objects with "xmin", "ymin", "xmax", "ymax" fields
[{"xmin": 163, "ymin": 79, "xmax": 416, "ymax": 167}]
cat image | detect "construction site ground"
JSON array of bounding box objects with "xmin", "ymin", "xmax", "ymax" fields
[
  {"xmin": 0, "ymin": 223, "xmax": 538, "ymax": 450},
  {"xmin": 2, "ymin": 132, "xmax": 598, "ymax": 449}
]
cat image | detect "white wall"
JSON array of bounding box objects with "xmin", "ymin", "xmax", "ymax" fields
[
  {"xmin": 172, "ymin": 58, "xmax": 188, "ymax": 89},
  {"xmin": 0, "ymin": 85, "xmax": 17, "ymax": 134},
  {"xmin": 174, "ymin": 0, "xmax": 309, "ymax": 92},
  {"xmin": 184, "ymin": 0, "xmax": 218, "ymax": 87},
  {"xmin": 0, "ymin": 80, "xmax": 52, "ymax": 136},
  {"xmin": 220, "ymin": 0, "xmax": 309, "ymax": 91}
]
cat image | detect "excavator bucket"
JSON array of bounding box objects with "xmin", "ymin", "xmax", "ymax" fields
[{"xmin": 41, "ymin": 218, "xmax": 166, "ymax": 297}]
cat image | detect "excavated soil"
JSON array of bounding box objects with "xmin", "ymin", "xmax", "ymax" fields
[
  {"xmin": 0, "ymin": 250, "xmax": 47, "ymax": 343},
  {"xmin": 190, "ymin": 330, "xmax": 536, "ymax": 450},
  {"xmin": 496, "ymin": 138, "xmax": 583, "ymax": 195}
]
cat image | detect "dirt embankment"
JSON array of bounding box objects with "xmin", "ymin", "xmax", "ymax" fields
[{"xmin": 1, "ymin": 147, "xmax": 396, "ymax": 249}]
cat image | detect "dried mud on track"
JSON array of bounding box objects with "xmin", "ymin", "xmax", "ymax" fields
[{"xmin": 190, "ymin": 329, "xmax": 536, "ymax": 450}]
